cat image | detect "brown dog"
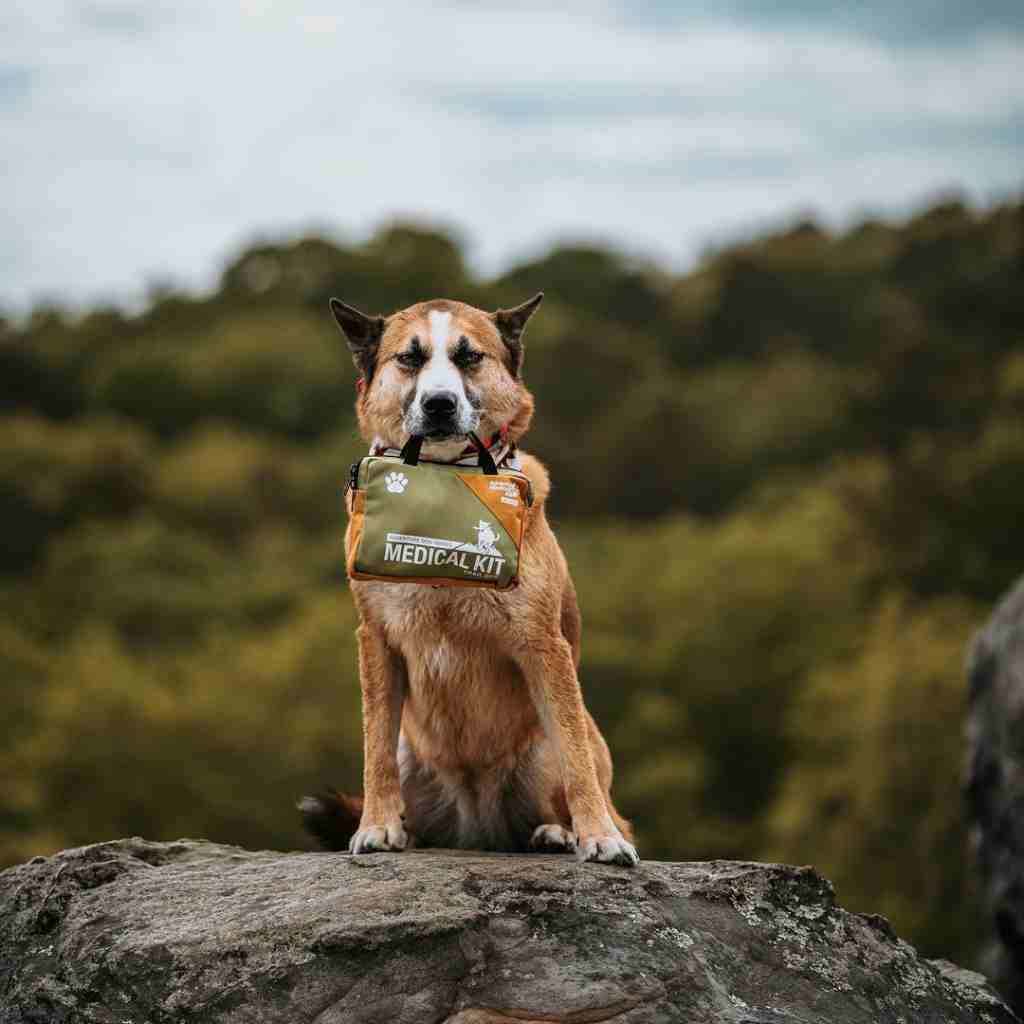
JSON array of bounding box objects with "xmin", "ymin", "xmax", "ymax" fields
[{"xmin": 300, "ymin": 293, "xmax": 638, "ymax": 865}]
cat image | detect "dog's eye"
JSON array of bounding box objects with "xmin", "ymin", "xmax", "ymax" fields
[
  {"xmin": 454, "ymin": 349, "xmax": 484, "ymax": 369},
  {"xmin": 396, "ymin": 351, "xmax": 425, "ymax": 369}
]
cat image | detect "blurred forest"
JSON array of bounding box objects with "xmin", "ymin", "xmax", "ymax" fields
[{"xmin": 2, "ymin": 196, "xmax": 1023, "ymax": 967}]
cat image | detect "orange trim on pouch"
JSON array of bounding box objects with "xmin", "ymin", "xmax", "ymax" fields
[
  {"xmin": 456, "ymin": 473, "xmax": 528, "ymax": 547},
  {"xmin": 345, "ymin": 490, "xmax": 366, "ymax": 578}
]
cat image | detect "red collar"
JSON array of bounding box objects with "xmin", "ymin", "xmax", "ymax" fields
[
  {"xmin": 461, "ymin": 425, "xmax": 509, "ymax": 456},
  {"xmin": 369, "ymin": 426, "xmax": 517, "ymax": 470}
]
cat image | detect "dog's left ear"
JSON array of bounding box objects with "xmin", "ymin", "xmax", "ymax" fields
[{"xmin": 492, "ymin": 292, "xmax": 543, "ymax": 376}]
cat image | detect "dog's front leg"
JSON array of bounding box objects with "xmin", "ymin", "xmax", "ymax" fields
[
  {"xmin": 350, "ymin": 623, "xmax": 408, "ymax": 854},
  {"xmin": 520, "ymin": 638, "xmax": 639, "ymax": 866}
]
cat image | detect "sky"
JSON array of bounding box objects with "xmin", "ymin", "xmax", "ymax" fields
[{"xmin": 3, "ymin": 0, "xmax": 1023, "ymax": 310}]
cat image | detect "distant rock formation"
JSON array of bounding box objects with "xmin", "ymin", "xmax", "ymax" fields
[
  {"xmin": 0, "ymin": 838, "xmax": 1013, "ymax": 1022},
  {"xmin": 968, "ymin": 575, "xmax": 1024, "ymax": 1016}
]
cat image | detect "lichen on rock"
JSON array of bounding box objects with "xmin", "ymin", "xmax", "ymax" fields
[{"xmin": 0, "ymin": 839, "xmax": 1016, "ymax": 1023}]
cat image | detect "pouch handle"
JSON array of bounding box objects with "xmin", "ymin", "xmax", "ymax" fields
[
  {"xmin": 400, "ymin": 434, "xmax": 424, "ymax": 465},
  {"xmin": 400, "ymin": 433, "xmax": 498, "ymax": 475}
]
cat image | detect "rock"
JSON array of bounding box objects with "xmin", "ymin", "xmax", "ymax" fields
[
  {"xmin": 967, "ymin": 575, "xmax": 1024, "ymax": 1016},
  {"xmin": 0, "ymin": 839, "xmax": 1014, "ymax": 1024}
]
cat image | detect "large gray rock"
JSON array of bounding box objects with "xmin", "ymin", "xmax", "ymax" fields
[
  {"xmin": 0, "ymin": 838, "xmax": 1014, "ymax": 1023},
  {"xmin": 968, "ymin": 576, "xmax": 1024, "ymax": 1016}
]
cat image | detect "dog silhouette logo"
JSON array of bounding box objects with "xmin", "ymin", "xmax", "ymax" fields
[
  {"xmin": 476, "ymin": 520, "xmax": 500, "ymax": 555},
  {"xmin": 385, "ymin": 472, "xmax": 409, "ymax": 494}
]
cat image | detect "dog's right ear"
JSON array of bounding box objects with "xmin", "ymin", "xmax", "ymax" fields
[{"xmin": 329, "ymin": 298, "xmax": 385, "ymax": 380}]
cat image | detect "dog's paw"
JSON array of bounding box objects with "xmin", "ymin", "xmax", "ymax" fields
[
  {"xmin": 349, "ymin": 821, "xmax": 408, "ymax": 854},
  {"xmin": 530, "ymin": 824, "xmax": 577, "ymax": 854},
  {"xmin": 577, "ymin": 832, "xmax": 639, "ymax": 867}
]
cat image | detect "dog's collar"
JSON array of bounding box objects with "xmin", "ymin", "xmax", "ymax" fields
[{"xmin": 370, "ymin": 427, "xmax": 520, "ymax": 471}]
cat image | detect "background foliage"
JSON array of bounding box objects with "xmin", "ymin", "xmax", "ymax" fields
[{"xmin": 2, "ymin": 196, "xmax": 1022, "ymax": 966}]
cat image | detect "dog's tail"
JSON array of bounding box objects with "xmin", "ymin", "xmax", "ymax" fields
[{"xmin": 297, "ymin": 788, "xmax": 363, "ymax": 851}]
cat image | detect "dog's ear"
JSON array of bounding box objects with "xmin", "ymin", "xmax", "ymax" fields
[
  {"xmin": 492, "ymin": 292, "xmax": 543, "ymax": 376},
  {"xmin": 329, "ymin": 298, "xmax": 385, "ymax": 379}
]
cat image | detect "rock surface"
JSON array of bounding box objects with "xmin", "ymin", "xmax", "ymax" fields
[
  {"xmin": 968, "ymin": 575, "xmax": 1024, "ymax": 1017},
  {"xmin": 0, "ymin": 838, "xmax": 1015, "ymax": 1023}
]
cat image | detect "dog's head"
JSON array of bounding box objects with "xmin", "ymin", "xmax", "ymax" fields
[{"xmin": 330, "ymin": 294, "xmax": 542, "ymax": 457}]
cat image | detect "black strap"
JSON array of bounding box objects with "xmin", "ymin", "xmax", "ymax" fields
[
  {"xmin": 468, "ymin": 432, "xmax": 499, "ymax": 475},
  {"xmin": 400, "ymin": 434, "xmax": 424, "ymax": 465},
  {"xmin": 399, "ymin": 433, "xmax": 498, "ymax": 475}
]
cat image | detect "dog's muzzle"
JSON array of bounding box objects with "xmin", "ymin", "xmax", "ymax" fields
[{"xmin": 418, "ymin": 389, "xmax": 472, "ymax": 439}]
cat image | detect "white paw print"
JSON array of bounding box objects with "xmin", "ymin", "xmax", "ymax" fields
[{"xmin": 385, "ymin": 471, "xmax": 409, "ymax": 494}]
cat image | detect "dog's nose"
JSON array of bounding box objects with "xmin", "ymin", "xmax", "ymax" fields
[{"xmin": 422, "ymin": 391, "xmax": 457, "ymax": 418}]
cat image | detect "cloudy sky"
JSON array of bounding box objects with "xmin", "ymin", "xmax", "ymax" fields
[{"xmin": 3, "ymin": 1, "xmax": 1023, "ymax": 309}]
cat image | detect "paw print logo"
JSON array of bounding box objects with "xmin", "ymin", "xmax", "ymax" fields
[{"xmin": 385, "ymin": 472, "xmax": 409, "ymax": 494}]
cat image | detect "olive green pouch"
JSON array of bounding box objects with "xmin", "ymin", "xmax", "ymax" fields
[{"xmin": 346, "ymin": 435, "xmax": 533, "ymax": 590}]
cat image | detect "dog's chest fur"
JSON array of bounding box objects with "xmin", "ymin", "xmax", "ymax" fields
[
  {"xmin": 354, "ymin": 579, "xmax": 520, "ymax": 641},
  {"xmin": 352, "ymin": 580, "xmax": 540, "ymax": 770}
]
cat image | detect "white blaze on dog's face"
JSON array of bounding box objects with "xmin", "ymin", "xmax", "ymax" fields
[
  {"xmin": 401, "ymin": 309, "xmax": 480, "ymax": 444},
  {"xmin": 330, "ymin": 296, "xmax": 543, "ymax": 453}
]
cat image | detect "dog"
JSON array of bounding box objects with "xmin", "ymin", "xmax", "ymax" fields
[{"xmin": 299, "ymin": 293, "xmax": 638, "ymax": 866}]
